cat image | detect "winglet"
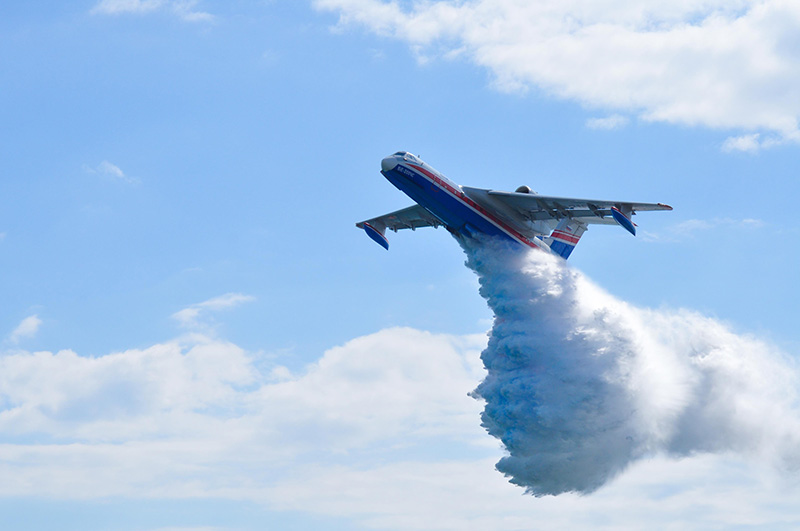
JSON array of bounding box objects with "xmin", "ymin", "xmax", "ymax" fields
[
  {"xmin": 611, "ymin": 207, "xmax": 636, "ymax": 236},
  {"xmin": 360, "ymin": 222, "xmax": 389, "ymax": 250}
]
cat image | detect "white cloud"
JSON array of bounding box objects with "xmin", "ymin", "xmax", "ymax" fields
[
  {"xmin": 8, "ymin": 315, "xmax": 42, "ymax": 344},
  {"xmin": 672, "ymin": 217, "xmax": 765, "ymax": 233},
  {"xmin": 0, "ymin": 321, "xmax": 799, "ymax": 528},
  {"xmin": 267, "ymin": 454, "xmax": 800, "ymax": 530},
  {"xmin": 722, "ymin": 133, "xmax": 763, "ymax": 153},
  {"xmin": 91, "ymin": 0, "xmax": 213, "ymax": 22},
  {"xmin": 171, "ymin": 1, "xmax": 214, "ymax": 22},
  {"xmin": 83, "ymin": 160, "xmax": 139, "ymax": 185},
  {"xmin": 171, "ymin": 292, "xmax": 256, "ymax": 329},
  {"xmin": 92, "ymin": 0, "xmax": 163, "ymax": 15},
  {"xmin": 315, "ymin": 0, "xmax": 800, "ymax": 149},
  {"xmin": 0, "ymin": 328, "xmax": 486, "ymax": 496},
  {"xmin": 254, "ymin": 328, "xmax": 486, "ymax": 450},
  {"xmin": 586, "ymin": 114, "xmax": 629, "ymax": 130},
  {"xmin": 721, "ymin": 132, "xmax": 792, "ymax": 152},
  {"xmin": 642, "ymin": 216, "xmax": 766, "ymax": 242}
]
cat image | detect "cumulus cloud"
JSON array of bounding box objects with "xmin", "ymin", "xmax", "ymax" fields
[
  {"xmin": 463, "ymin": 240, "xmax": 800, "ymax": 495},
  {"xmin": 315, "ymin": 0, "xmax": 800, "ymax": 149},
  {"xmin": 8, "ymin": 315, "xmax": 42, "ymax": 344},
  {"xmin": 171, "ymin": 293, "xmax": 256, "ymax": 329},
  {"xmin": 266, "ymin": 454, "xmax": 800, "ymax": 530},
  {"xmin": 91, "ymin": 0, "xmax": 213, "ymax": 22},
  {"xmin": 255, "ymin": 328, "xmax": 486, "ymax": 450},
  {"xmin": 0, "ymin": 306, "xmax": 800, "ymax": 527},
  {"xmin": 0, "ymin": 328, "xmax": 485, "ymax": 498}
]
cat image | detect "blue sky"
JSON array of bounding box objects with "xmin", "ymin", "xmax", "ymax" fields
[{"xmin": 2, "ymin": 1, "xmax": 800, "ymax": 529}]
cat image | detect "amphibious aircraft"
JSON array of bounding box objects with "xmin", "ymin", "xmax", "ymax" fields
[{"xmin": 356, "ymin": 151, "xmax": 672, "ymax": 259}]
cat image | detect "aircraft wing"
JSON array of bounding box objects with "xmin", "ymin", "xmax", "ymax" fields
[
  {"xmin": 484, "ymin": 190, "xmax": 672, "ymax": 235},
  {"xmin": 356, "ymin": 205, "xmax": 442, "ymax": 249}
]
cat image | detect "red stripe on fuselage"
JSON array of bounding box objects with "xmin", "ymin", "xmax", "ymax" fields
[
  {"xmin": 551, "ymin": 230, "xmax": 581, "ymax": 244},
  {"xmin": 407, "ymin": 163, "xmax": 545, "ymax": 251}
]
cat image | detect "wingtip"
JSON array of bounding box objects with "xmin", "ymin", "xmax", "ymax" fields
[
  {"xmin": 611, "ymin": 206, "xmax": 637, "ymax": 236},
  {"xmin": 658, "ymin": 203, "xmax": 674, "ymax": 211},
  {"xmin": 362, "ymin": 222, "xmax": 390, "ymax": 250}
]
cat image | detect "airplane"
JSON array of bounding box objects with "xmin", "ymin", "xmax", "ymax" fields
[{"xmin": 356, "ymin": 151, "xmax": 672, "ymax": 259}]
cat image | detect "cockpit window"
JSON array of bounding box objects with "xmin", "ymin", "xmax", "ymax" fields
[{"xmin": 392, "ymin": 151, "xmax": 419, "ymax": 162}]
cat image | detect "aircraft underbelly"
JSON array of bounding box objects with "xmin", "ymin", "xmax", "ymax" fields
[{"xmin": 383, "ymin": 169, "xmax": 513, "ymax": 242}]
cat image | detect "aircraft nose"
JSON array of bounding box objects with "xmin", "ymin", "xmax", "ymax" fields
[{"xmin": 381, "ymin": 156, "xmax": 398, "ymax": 172}]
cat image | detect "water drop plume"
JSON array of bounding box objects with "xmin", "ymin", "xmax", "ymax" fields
[{"xmin": 463, "ymin": 238, "xmax": 800, "ymax": 496}]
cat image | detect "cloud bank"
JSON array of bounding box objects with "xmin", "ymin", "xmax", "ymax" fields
[
  {"xmin": 0, "ymin": 328, "xmax": 486, "ymax": 498},
  {"xmin": 463, "ymin": 240, "xmax": 800, "ymax": 495},
  {"xmin": 1, "ymin": 305, "xmax": 800, "ymax": 527},
  {"xmin": 315, "ymin": 0, "xmax": 800, "ymax": 150}
]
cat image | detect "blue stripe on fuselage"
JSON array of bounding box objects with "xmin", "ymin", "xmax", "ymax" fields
[
  {"xmin": 382, "ymin": 165, "xmax": 516, "ymax": 243},
  {"xmin": 549, "ymin": 240, "xmax": 576, "ymax": 259}
]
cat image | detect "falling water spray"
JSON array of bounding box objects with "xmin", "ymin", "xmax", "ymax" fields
[{"xmin": 463, "ymin": 239, "xmax": 800, "ymax": 495}]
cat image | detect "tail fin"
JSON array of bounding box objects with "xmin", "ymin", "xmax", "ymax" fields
[{"xmin": 547, "ymin": 218, "xmax": 587, "ymax": 259}]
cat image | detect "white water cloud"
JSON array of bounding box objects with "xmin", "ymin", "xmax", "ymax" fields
[
  {"xmin": 91, "ymin": 0, "xmax": 213, "ymax": 22},
  {"xmin": 315, "ymin": 0, "xmax": 800, "ymax": 150},
  {"xmin": 463, "ymin": 240, "xmax": 800, "ymax": 495}
]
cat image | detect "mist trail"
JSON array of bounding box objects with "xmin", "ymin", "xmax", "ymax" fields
[{"xmin": 462, "ymin": 239, "xmax": 800, "ymax": 496}]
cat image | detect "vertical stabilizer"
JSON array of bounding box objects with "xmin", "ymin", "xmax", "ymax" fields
[{"xmin": 547, "ymin": 218, "xmax": 588, "ymax": 259}]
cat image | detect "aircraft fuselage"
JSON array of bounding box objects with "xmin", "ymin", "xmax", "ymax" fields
[
  {"xmin": 380, "ymin": 152, "xmax": 549, "ymax": 251},
  {"xmin": 359, "ymin": 151, "xmax": 672, "ymax": 257}
]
